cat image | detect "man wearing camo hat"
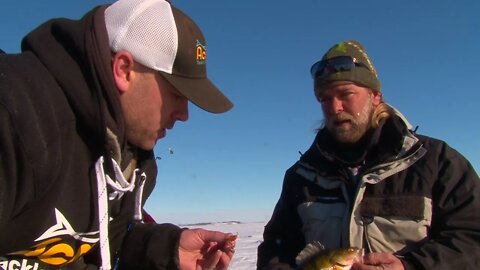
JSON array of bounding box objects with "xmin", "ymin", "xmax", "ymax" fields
[{"xmin": 257, "ymin": 40, "xmax": 480, "ymax": 270}]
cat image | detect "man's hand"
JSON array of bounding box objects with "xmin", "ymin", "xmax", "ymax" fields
[
  {"xmin": 178, "ymin": 228, "xmax": 237, "ymax": 270},
  {"xmin": 352, "ymin": 252, "xmax": 405, "ymax": 270}
]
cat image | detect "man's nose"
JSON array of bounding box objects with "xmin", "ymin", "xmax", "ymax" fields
[
  {"xmin": 176, "ymin": 99, "xmax": 189, "ymax": 122},
  {"xmin": 323, "ymin": 97, "xmax": 343, "ymax": 115}
]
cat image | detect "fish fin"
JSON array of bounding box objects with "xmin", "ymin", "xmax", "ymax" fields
[{"xmin": 295, "ymin": 241, "xmax": 326, "ymax": 266}]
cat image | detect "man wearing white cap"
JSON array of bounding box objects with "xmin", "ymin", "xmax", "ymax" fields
[{"xmin": 0, "ymin": 0, "xmax": 234, "ymax": 269}]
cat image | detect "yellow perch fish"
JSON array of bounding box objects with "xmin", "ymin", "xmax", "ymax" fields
[{"xmin": 295, "ymin": 241, "xmax": 363, "ymax": 270}]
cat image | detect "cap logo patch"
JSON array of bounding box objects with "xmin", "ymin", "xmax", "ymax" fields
[{"xmin": 195, "ymin": 40, "xmax": 206, "ymax": 65}]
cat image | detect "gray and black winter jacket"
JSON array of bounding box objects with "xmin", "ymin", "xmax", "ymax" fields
[{"xmin": 257, "ymin": 109, "xmax": 480, "ymax": 270}]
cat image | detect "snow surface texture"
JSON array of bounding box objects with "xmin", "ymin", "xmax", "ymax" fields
[{"xmin": 182, "ymin": 221, "xmax": 266, "ymax": 270}]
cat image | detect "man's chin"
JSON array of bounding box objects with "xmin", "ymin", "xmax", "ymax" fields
[
  {"xmin": 130, "ymin": 139, "xmax": 157, "ymax": 151},
  {"xmin": 138, "ymin": 143, "xmax": 155, "ymax": 151},
  {"xmin": 331, "ymin": 129, "xmax": 362, "ymax": 144}
]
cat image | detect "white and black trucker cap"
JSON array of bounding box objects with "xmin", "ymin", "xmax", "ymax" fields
[{"xmin": 105, "ymin": 0, "xmax": 233, "ymax": 113}]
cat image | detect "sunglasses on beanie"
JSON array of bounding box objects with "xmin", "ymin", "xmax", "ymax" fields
[{"xmin": 310, "ymin": 56, "xmax": 370, "ymax": 79}]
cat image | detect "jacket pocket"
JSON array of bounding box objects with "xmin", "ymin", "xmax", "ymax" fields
[
  {"xmin": 360, "ymin": 196, "xmax": 432, "ymax": 253},
  {"xmin": 297, "ymin": 201, "xmax": 346, "ymax": 249}
]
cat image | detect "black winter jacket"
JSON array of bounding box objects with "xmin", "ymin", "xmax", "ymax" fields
[
  {"xmin": 0, "ymin": 6, "xmax": 181, "ymax": 270},
  {"xmin": 257, "ymin": 111, "xmax": 480, "ymax": 270}
]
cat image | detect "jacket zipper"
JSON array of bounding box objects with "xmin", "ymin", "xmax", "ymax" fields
[{"xmin": 362, "ymin": 216, "xmax": 374, "ymax": 253}]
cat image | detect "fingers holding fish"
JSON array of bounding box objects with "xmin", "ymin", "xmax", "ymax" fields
[
  {"xmin": 204, "ymin": 234, "xmax": 237, "ymax": 270},
  {"xmin": 352, "ymin": 252, "xmax": 405, "ymax": 270},
  {"xmin": 219, "ymin": 233, "xmax": 238, "ymax": 254}
]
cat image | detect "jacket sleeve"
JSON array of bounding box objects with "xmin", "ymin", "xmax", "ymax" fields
[
  {"xmin": 118, "ymin": 222, "xmax": 184, "ymax": 270},
  {"xmin": 0, "ymin": 105, "xmax": 14, "ymax": 242},
  {"xmin": 257, "ymin": 167, "xmax": 305, "ymax": 270},
  {"xmin": 402, "ymin": 141, "xmax": 480, "ymax": 270},
  {"xmin": 0, "ymin": 105, "xmax": 28, "ymax": 251}
]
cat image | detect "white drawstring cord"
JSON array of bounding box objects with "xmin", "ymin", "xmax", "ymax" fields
[
  {"xmin": 133, "ymin": 173, "xmax": 146, "ymax": 221},
  {"xmin": 95, "ymin": 156, "xmax": 148, "ymax": 269},
  {"xmin": 95, "ymin": 156, "xmax": 112, "ymax": 270},
  {"xmin": 105, "ymin": 158, "xmax": 138, "ymax": 200}
]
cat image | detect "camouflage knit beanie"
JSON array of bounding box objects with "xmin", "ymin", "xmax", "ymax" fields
[{"xmin": 313, "ymin": 40, "xmax": 381, "ymax": 91}]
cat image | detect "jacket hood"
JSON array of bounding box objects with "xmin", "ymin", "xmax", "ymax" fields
[{"xmin": 21, "ymin": 5, "xmax": 125, "ymax": 155}]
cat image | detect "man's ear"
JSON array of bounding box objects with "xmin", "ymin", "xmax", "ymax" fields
[
  {"xmin": 372, "ymin": 90, "xmax": 382, "ymax": 106},
  {"xmin": 112, "ymin": 51, "xmax": 135, "ymax": 94}
]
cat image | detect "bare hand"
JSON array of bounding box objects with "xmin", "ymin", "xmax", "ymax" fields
[
  {"xmin": 352, "ymin": 252, "xmax": 405, "ymax": 270},
  {"xmin": 178, "ymin": 228, "xmax": 237, "ymax": 270}
]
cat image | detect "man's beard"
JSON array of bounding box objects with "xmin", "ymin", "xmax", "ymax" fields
[{"xmin": 326, "ymin": 98, "xmax": 374, "ymax": 144}]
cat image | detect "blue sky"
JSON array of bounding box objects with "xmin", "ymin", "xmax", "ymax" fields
[{"xmin": 2, "ymin": 1, "xmax": 479, "ymax": 224}]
